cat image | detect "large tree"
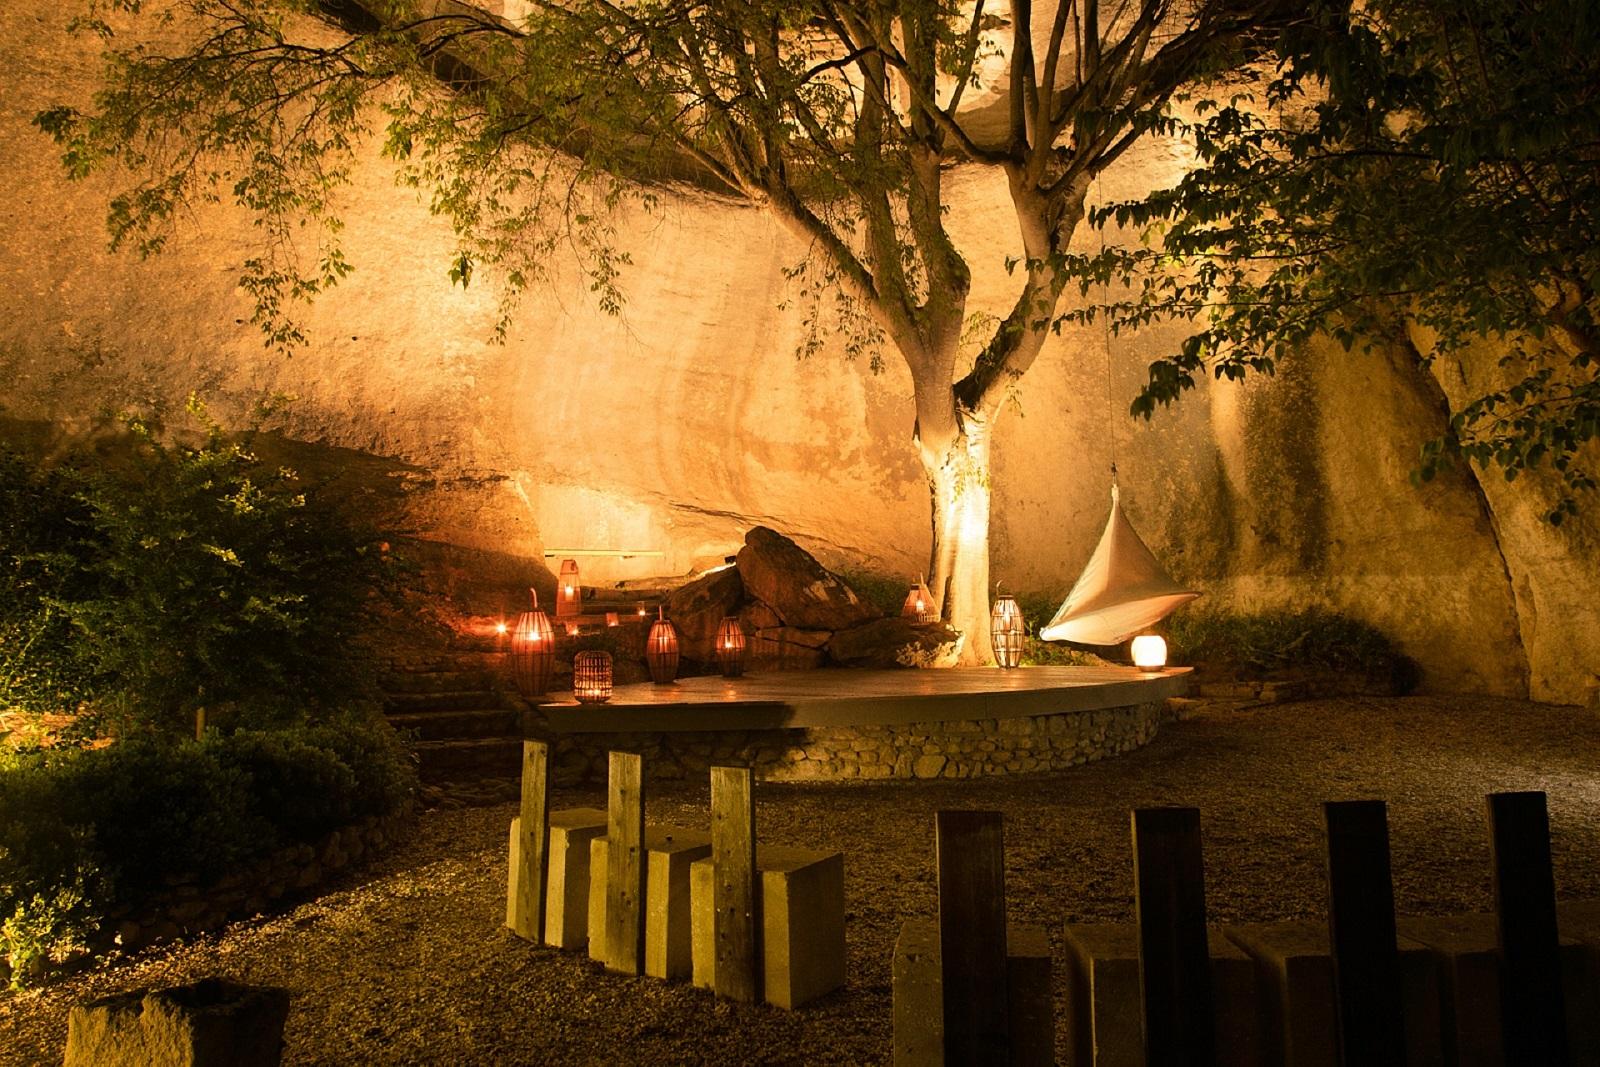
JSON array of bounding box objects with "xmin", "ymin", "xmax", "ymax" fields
[
  {"xmin": 1090, "ymin": 0, "xmax": 1600, "ymax": 523},
  {"xmin": 38, "ymin": 0, "xmax": 1303, "ymax": 661}
]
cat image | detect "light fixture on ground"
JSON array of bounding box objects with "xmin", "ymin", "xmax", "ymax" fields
[
  {"xmin": 990, "ymin": 590, "xmax": 1025, "ymax": 669},
  {"xmin": 716, "ymin": 617, "xmax": 747, "ymax": 678},
  {"xmin": 901, "ymin": 576, "xmax": 938, "ymax": 623},
  {"xmin": 573, "ymin": 651, "xmax": 613, "ymax": 703},
  {"xmin": 557, "ymin": 559, "xmax": 582, "ymax": 617},
  {"xmin": 1130, "ymin": 634, "xmax": 1168, "ymax": 670},
  {"xmin": 646, "ymin": 607, "xmax": 680, "ymax": 684},
  {"xmin": 510, "ymin": 589, "xmax": 555, "ymax": 698}
]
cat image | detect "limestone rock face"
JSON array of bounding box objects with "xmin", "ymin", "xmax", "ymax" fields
[
  {"xmin": 736, "ymin": 527, "xmax": 880, "ymax": 631},
  {"xmin": 829, "ymin": 618, "xmax": 964, "ymax": 669},
  {"xmin": 748, "ymin": 626, "xmax": 832, "ymax": 671},
  {"xmin": 664, "ymin": 567, "xmax": 744, "ymax": 663}
]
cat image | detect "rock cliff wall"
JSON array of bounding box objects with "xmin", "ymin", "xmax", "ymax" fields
[{"xmin": 2, "ymin": 1, "xmax": 1588, "ymax": 700}]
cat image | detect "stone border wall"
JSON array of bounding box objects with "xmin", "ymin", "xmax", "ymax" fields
[{"xmin": 551, "ymin": 700, "xmax": 1164, "ymax": 783}]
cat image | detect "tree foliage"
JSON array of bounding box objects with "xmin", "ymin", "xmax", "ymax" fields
[{"xmin": 1076, "ymin": 0, "xmax": 1600, "ymax": 521}]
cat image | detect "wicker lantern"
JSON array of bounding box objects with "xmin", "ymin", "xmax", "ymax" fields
[
  {"xmin": 990, "ymin": 591, "xmax": 1025, "ymax": 669},
  {"xmin": 715, "ymin": 616, "xmax": 747, "ymax": 678},
  {"xmin": 510, "ymin": 589, "xmax": 555, "ymax": 698},
  {"xmin": 573, "ymin": 650, "xmax": 613, "ymax": 703},
  {"xmin": 556, "ymin": 558, "xmax": 582, "ymax": 618},
  {"xmin": 901, "ymin": 576, "xmax": 938, "ymax": 623},
  {"xmin": 1130, "ymin": 634, "xmax": 1168, "ymax": 670},
  {"xmin": 645, "ymin": 607, "xmax": 681, "ymax": 685}
]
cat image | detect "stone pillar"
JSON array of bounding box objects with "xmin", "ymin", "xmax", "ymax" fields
[{"xmin": 65, "ymin": 979, "xmax": 289, "ymax": 1067}]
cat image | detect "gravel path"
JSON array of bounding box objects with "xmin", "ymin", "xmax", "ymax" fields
[{"xmin": 4, "ymin": 694, "xmax": 1600, "ymax": 1064}]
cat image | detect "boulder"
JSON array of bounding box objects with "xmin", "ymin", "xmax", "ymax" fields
[
  {"xmin": 828, "ymin": 617, "xmax": 964, "ymax": 669},
  {"xmin": 749, "ymin": 627, "xmax": 832, "ymax": 671},
  {"xmin": 664, "ymin": 566, "xmax": 744, "ymax": 662},
  {"xmin": 736, "ymin": 527, "xmax": 880, "ymax": 631},
  {"xmin": 65, "ymin": 978, "xmax": 290, "ymax": 1067}
]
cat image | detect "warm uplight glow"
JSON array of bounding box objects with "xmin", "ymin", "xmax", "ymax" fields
[
  {"xmin": 494, "ymin": 621, "xmax": 508, "ymax": 635},
  {"xmin": 990, "ymin": 592, "xmax": 1025, "ymax": 669},
  {"xmin": 1131, "ymin": 634, "xmax": 1168, "ymax": 670}
]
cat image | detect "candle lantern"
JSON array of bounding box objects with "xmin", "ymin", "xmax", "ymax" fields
[
  {"xmin": 901, "ymin": 576, "xmax": 938, "ymax": 623},
  {"xmin": 715, "ymin": 616, "xmax": 747, "ymax": 678},
  {"xmin": 645, "ymin": 607, "xmax": 681, "ymax": 684},
  {"xmin": 510, "ymin": 589, "xmax": 555, "ymax": 698},
  {"xmin": 990, "ymin": 592, "xmax": 1025, "ymax": 669},
  {"xmin": 556, "ymin": 558, "xmax": 582, "ymax": 617},
  {"xmin": 605, "ymin": 611, "xmax": 619, "ymax": 627},
  {"xmin": 1130, "ymin": 634, "xmax": 1168, "ymax": 670},
  {"xmin": 573, "ymin": 651, "xmax": 613, "ymax": 703}
]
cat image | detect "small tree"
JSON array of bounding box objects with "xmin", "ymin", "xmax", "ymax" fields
[
  {"xmin": 1085, "ymin": 0, "xmax": 1600, "ymax": 522},
  {"xmin": 39, "ymin": 0, "xmax": 1304, "ymax": 661}
]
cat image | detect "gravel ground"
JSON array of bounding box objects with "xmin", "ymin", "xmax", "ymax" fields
[{"xmin": 4, "ymin": 694, "xmax": 1600, "ymax": 1064}]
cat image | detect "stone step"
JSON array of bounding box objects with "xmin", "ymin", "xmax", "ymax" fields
[
  {"xmin": 380, "ymin": 668, "xmax": 495, "ymax": 694},
  {"xmin": 414, "ymin": 737, "xmax": 524, "ymax": 784},
  {"xmin": 383, "ymin": 689, "xmax": 504, "ymax": 713},
  {"xmin": 387, "ymin": 708, "xmax": 520, "ymax": 741}
]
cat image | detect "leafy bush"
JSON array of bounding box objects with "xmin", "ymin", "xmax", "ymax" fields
[
  {"xmin": 834, "ymin": 568, "xmax": 909, "ymax": 617},
  {"xmin": 2, "ymin": 401, "xmax": 397, "ymax": 736},
  {"xmin": 1167, "ymin": 607, "xmax": 1419, "ymax": 693},
  {"xmin": 0, "ymin": 714, "xmax": 415, "ymax": 985}
]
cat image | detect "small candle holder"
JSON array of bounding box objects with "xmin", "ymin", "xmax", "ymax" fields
[{"xmin": 573, "ymin": 651, "xmax": 613, "ymax": 703}]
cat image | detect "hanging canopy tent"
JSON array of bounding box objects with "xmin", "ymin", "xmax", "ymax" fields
[{"xmin": 1039, "ymin": 485, "xmax": 1199, "ymax": 646}]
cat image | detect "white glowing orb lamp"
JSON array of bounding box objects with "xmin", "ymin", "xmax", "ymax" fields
[{"xmin": 1130, "ymin": 634, "xmax": 1168, "ymax": 670}]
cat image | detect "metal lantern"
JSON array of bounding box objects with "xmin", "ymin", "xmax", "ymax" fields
[
  {"xmin": 556, "ymin": 558, "xmax": 582, "ymax": 618},
  {"xmin": 573, "ymin": 650, "xmax": 613, "ymax": 703},
  {"xmin": 645, "ymin": 607, "xmax": 680, "ymax": 684},
  {"xmin": 990, "ymin": 592, "xmax": 1025, "ymax": 669},
  {"xmin": 715, "ymin": 616, "xmax": 747, "ymax": 678},
  {"xmin": 1130, "ymin": 634, "xmax": 1168, "ymax": 670},
  {"xmin": 510, "ymin": 589, "xmax": 555, "ymax": 698},
  {"xmin": 901, "ymin": 576, "xmax": 938, "ymax": 623}
]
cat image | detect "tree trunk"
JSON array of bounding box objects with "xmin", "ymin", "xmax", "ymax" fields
[{"xmin": 925, "ymin": 414, "xmax": 994, "ymax": 666}]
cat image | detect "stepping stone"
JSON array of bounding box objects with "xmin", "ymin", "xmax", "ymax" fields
[
  {"xmin": 587, "ymin": 826, "xmax": 712, "ymax": 979},
  {"xmin": 690, "ymin": 845, "xmax": 846, "ymax": 1009},
  {"xmin": 1060, "ymin": 922, "xmax": 1260, "ymax": 1067}
]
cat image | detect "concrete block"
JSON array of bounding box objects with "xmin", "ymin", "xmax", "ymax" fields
[
  {"xmin": 545, "ymin": 807, "xmax": 607, "ymax": 950},
  {"xmin": 1402, "ymin": 907, "xmax": 1600, "ymax": 1065},
  {"xmin": 586, "ymin": 825, "xmax": 711, "ymax": 979},
  {"xmin": 1225, "ymin": 920, "xmax": 1442, "ymax": 1067},
  {"xmin": 65, "ymin": 978, "xmax": 289, "ymax": 1067},
  {"xmin": 1061, "ymin": 923, "xmax": 1261, "ymax": 1067},
  {"xmin": 691, "ymin": 844, "xmax": 846, "ymax": 1009},
  {"xmin": 894, "ymin": 920, "xmax": 943, "ymax": 1066},
  {"xmin": 1006, "ymin": 924, "xmax": 1054, "ymax": 1067}
]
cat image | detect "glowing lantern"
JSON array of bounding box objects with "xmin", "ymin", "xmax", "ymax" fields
[
  {"xmin": 1131, "ymin": 634, "xmax": 1168, "ymax": 670},
  {"xmin": 606, "ymin": 611, "xmax": 619, "ymax": 627},
  {"xmin": 510, "ymin": 589, "xmax": 555, "ymax": 698},
  {"xmin": 990, "ymin": 592, "xmax": 1025, "ymax": 669},
  {"xmin": 645, "ymin": 607, "xmax": 680, "ymax": 684},
  {"xmin": 565, "ymin": 623, "xmax": 580, "ymax": 637},
  {"xmin": 556, "ymin": 559, "xmax": 582, "ymax": 617},
  {"xmin": 716, "ymin": 617, "xmax": 747, "ymax": 678},
  {"xmin": 573, "ymin": 651, "xmax": 613, "ymax": 703},
  {"xmin": 901, "ymin": 576, "xmax": 938, "ymax": 624}
]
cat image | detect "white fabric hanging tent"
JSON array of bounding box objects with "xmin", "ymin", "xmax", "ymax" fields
[{"xmin": 1038, "ymin": 483, "xmax": 1199, "ymax": 646}]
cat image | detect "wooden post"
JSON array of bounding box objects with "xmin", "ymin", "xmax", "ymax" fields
[
  {"xmin": 507, "ymin": 740, "xmax": 550, "ymax": 941},
  {"xmin": 1323, "ymin": 799, "xmax": 1405, "ymax": 1066},
  {"xmin": 1132, "ymin": 806, "xmax": 1215, "ymax": 1067},
  {"xmin": 936, "ymin": 810, "xmax": 1008, "ymax": 1063},
  {"xmin": 604, "ymin": 750, "xmax": 646, "ymax": 975},
  {"xmin": 710, "ymin": 764, "xmax": 759, "ymax": 1002},
  {"xmin": 1487, "ymin": 790, "xmax": 1568, "ymax": 1066}
]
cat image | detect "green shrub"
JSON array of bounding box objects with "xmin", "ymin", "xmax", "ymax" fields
[
  {"xmin": 0, "ymin": 714, "xmax": 415, "ymax": 985},
  {"xmin": 1167, "ymin": 607, "xmax": 1419, "ymax": 692},
  {"xmin": 834, "ymin": 568, "xmax": 909, "ymax": 617}
]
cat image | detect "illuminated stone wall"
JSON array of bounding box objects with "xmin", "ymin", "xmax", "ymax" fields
[{"xmin": 2, "ymin": 2, "xmax": 1592, "ymax": 701}]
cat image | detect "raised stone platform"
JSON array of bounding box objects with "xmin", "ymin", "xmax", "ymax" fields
[{"xmin": 533, "ymin": 666, "xmax": 1188, "ymax": 783}]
